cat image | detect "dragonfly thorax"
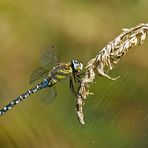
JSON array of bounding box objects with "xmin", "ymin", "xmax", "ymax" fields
[{"xmin": 71, "ymin": 60, "xmax": 83, "ymax": 74}]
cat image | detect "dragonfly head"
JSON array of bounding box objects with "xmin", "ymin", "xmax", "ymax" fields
[{"xmin": 71, "ymin": 60, "xmax": 83, "ymax": 74}]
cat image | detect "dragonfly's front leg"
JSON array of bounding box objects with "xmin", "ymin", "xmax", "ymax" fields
[
  {"xmin": 74, "ymin": 72, "xmax": 85, "ymax": 83},
  {"xmin": 70, "ymin": 77, "xmax": 78, "ymax": 96},
  {"xmin": 77, "ymin": 72, "xmax": 85, "ymax": 77},
  {"xmin": 74, "ymin": 75, "xmax": 81, "ymax": 83}
]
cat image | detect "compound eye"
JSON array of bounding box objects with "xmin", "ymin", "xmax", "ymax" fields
[
  {"xmin": 74, "ymin": 60, "xmax": 78, "ymax": 65},
  {"xmin": 71, "ymin": 60, "xmax": 81, "ymax": 72},
  {"xmin": 74, "ymin": 63, "xmax": 78, "ymax": 69}
]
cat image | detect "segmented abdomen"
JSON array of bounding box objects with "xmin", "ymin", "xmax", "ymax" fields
[{"xmin": 0, "ymin": 78, "xmax": 51, "ymax": 116}]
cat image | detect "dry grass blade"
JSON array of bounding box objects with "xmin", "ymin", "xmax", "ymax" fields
[{"xmin": 76, "ymin": 23, "xmax": 148, "ymax": 125}]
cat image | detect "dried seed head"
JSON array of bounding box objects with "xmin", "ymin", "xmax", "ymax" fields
[{"xmin": 76, "ymin": 23, "xmax": 148, "ymax": 124}]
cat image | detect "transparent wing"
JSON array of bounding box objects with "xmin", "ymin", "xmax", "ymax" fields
[
  {"xmin": 38, "ymin": 86, "xmax": 57, "ymax": 104},
  {"xmin": 29, "ymin": 45, "xmax": 58, "ymax": 84},
  {"xmin": 29, "ymin": 67, "xmax": 48, "ymax": 84},
  {"xmin": 40, "ymin": 45, "xmax": 58, "ymax": 70}
]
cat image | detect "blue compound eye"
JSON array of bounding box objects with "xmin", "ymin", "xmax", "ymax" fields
[
  {"xmin": 73, "ymin": 61, "xmax": 78, "ymax": 69},
  {"xmin": 71, "ymin": 60, "xmax": 83, "ymax": 73},
  {"xmin": 72, "ymin": 60, "xmax": 78, "ymax": 70}
]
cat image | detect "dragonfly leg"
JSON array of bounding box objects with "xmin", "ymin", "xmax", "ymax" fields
[
  {"xmin": 77, "ymin": 72, "xmax": 85, "ymax": 77},
  {"xmin": 74, "ymin": 75, "xmax": 81, "ymax": 83},
  {"xmin": 74, "ymin": 72, "xmax": 85, "ymax": 83},
  {"xmin": 70, "ymin": 77, "xmax": 78, "ymax": 96}
]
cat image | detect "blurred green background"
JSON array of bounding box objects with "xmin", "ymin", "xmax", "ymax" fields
[{"xmin": 0, "ymin": 0, "xmax": 148, "ymax": 148}]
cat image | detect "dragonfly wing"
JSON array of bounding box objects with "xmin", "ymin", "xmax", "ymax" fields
[
  {"xmin": 29, "ymin": 67, "xmax": 48, "ymax": 84},
  {"xmin": 39, "ymin": 86, "xmax": 57, "ymax": 104},
  {"xmin": 40, "ymin": 45, "xmax": 58, "ymax": 70},
  {"xmin": 29, "ymin": 45, "xmax": 59, "ymax": 84}
]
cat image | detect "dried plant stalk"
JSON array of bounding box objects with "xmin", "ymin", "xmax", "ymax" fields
[{"xmin": 77, "ymin": 23, "xmax": 148, "ymax": 125}]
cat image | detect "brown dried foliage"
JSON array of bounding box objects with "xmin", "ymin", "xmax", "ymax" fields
[{"xmin": 76, "ymin": 23, "xmax": 148, "ymax": 124}]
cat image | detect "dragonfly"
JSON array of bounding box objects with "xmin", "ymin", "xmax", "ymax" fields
[{"xmin": 0, "ymin": 46, "xmax": 83, "ymax": 116}]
